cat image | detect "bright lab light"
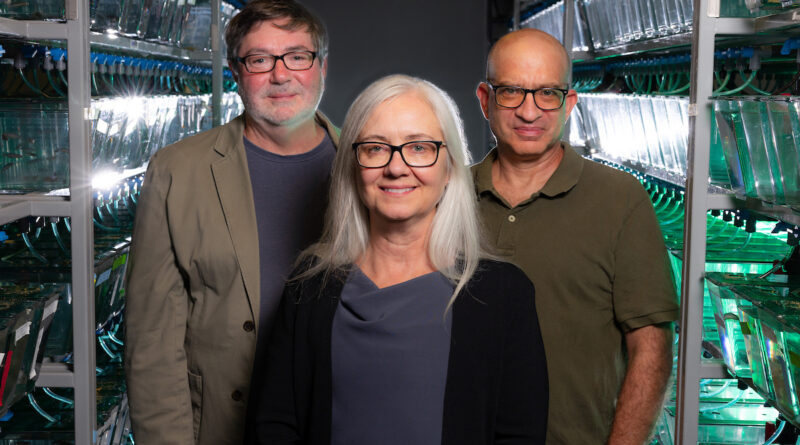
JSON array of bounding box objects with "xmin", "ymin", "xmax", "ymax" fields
[
  {"xmin": 92, "ymin": 170, "xmax": 123, "ymax": 190},
  {"xmin": 124, "ymin": 96, "xmax": 146, "ymax": 122}
]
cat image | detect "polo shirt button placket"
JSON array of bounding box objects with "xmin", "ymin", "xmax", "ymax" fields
[
  {"xmin": 231, "ymin": 390, "xmax": 243, "ymax": 402},
  {"xmin": 243, "ymin": 320, "xmax": 255, "ymax": 332},
  {"xmin": 508, "ymin": 214, "xmax": 516, "ymax": 223}
]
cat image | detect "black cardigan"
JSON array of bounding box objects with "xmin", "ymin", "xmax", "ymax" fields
[{"xmin": 253, "ymin": 259, "xmax": 548, "ymax": 445}]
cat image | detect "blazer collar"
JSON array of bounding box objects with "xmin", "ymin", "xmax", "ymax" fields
[
  {"xmin": 208, "ymin": 111, "xmax": 339, "ymax": 334},
  {"xmin": 209, "ymin": 115, "xmax": 260, "ymax": 328},
  {"xmin": 212, "ymin": 111, "xmax": 340, "ymax": 157}
]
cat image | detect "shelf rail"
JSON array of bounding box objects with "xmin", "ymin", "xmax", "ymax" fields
[{"xmin": 65, "ymin": 0, "xmax": 97, "ymax": 443}]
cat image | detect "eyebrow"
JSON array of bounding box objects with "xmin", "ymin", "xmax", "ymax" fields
[
  {"xmin": 358, "ymin": 133, "xmax": 438, "ymax": 143},
  {"xmin": 243, "ymin": 45, "xmax": 312, "ymax": 55}
]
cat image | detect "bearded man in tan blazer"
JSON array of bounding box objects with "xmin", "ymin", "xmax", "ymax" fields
[{"xmin": 123, "ymin": 1, "xmax": 338, "ymax": 444}]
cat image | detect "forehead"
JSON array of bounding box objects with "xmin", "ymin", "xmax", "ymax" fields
[
  {"xmin": 489, "ymin": 43, "xmax": 568, "ymax": 87},
  {"xmin": 238, "ymin": 19, "xmax": 314, "ymax": 53},
  {"xmin": 362, "ymin": 93, "xmax": 442, "ymax": 136}
]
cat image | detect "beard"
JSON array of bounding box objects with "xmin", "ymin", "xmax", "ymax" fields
[{"xmin": 239, "ymin": 74, "xmax": 325, "ymax": 128}]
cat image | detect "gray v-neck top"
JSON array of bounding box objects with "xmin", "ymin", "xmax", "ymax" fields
[{"xmin": 331, "ymin": 267, "xmax": 454, "ymax": 445}]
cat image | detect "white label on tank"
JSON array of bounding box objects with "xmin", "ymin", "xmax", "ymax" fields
[
  {"xmin": 109, "ymin": 274, "xmax": 121, "ymax": 311},
  {"xmin": 97, "ymin": 269, "xmax": 111, "ymax": 286},
  {"xmin": 29, "ymin": 327, "xmax": 45, "ymax": 379},
  {"xmin": 15, "ymin": 322, "xmax": 30, "ymax": 344},
  {"xmin": 43, "ymin": 300, "xmax": 58, "ymax": 321},
  {"xmin": 97, "ymin": 119, "xmax": 109, "ymax": 134}
]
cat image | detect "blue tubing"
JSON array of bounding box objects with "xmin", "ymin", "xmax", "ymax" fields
[
  {"xmin": 699, "ymin": 380, "xmax": 731, "ymax": 399},
  {"xmin": 98, "ymin": 335, "xmax": 119, "ymax": 360},
  {"xmin": 764, "ymin": 420, "xmax": 785, "ymax": 445},
  {"xmin": 42, "ymin": 387, "xmax": 74, "ymax": 406},
  {"xmin": 27, "ymin": 393, "xmax": 57, "ymax": 423},
  {"xmin": 106, "ymin": 330, "xmax": 124, "ymax": 346},
  {"xmin": 698, "ymin": 389, "xmax": 744, "ymax": 413}
]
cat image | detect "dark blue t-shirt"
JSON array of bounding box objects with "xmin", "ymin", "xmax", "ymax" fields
[{"xmin": 243, "ymin": 132, "xmax": 335, "ymax": 347}]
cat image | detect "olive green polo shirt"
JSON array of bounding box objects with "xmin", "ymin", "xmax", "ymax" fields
[{"xmin": 472, "ymin": 144, "xmax": 679, "ymax": 445}]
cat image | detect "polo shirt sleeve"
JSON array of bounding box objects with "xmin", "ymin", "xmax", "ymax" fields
[{"xmin": 612, "ymin": 184, "xmax": 680, "ymax": 333}]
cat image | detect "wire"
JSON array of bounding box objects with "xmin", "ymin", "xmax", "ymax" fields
[
  {"xmin": 51, "ymin": 221, "xmax": 69, "ymax": 255},
  {"xmin": 713, "ymin": 71, "xmax": 732, "ymax": 94},
  {"xmin": 758, "ymin": 244, "xmax": 798, "ymax": 279},
  {"xmin": 46, "ymin": 70, "xmax": 66, "ymax": 97},
  {"xmin": 739, "ymin": 70, "xmax": 773, "ymax": 95},
  {"xmin": 58, "ymin": 68, "xmax": 68, "ymax": 88},
  {"xmin": 764, "ymin": 420, "xmax": 785, "ymax": 445},
  {"xmin": 698, "ymin": 389, "xmax": 744, "ymax": 412},
  {"xmin": 716, "ymin": 70, "xmax": 759, "ymax": 96},
  {"xmin": 98, "ymin": 335, "xmax": 120, "ymax": 360},
  {"xmin": 21, "ymin": 232, "xmax": 48, "ymax": 264},
  {"xmin": 94, "ymin": 217, "xmax": 122, "ymax": 233},
  {"xmin": 42, "ymin": 387, "xmax": 74, "ymax": 406},
  {"xmin": 106, "ymin": 329, "xmax": 124, "ymax": 346},
  {"xmin": 18, "ymin": 68, "xmax": 47, "ymax": 97},
  {"xmin": 699, "ymin": 380, "xmax": 732, "ymax": 399},
  {"xmin": 32, "ymin": 68, "xmax": 54, "ymax": 99},
  {"xmin": 27, "ymin": 393, "xmax": 57, "ymax": 423},
  {"xmin": 774, "ymin": 70, "xmax": 800, "ymax": 95}
]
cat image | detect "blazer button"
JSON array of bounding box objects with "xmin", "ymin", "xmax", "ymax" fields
[
  {"xmin": 231, "ymin": 390, "xmax": 243, "ymax": 402},
  {"xmin": 243, "ymin": 321, "xmax": 255, "ymax": 332}
]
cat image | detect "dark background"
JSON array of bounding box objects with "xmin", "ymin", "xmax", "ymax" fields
[{"xmin": 300, "ymin": 0, "xmax": 515, "ymax": 161}]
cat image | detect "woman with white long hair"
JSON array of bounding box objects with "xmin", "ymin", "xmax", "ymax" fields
[{"xmin": 253, "ymin": 74, "xmax": 548, "ymax": 444}]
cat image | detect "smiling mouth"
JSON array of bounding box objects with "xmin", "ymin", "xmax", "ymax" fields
[{"xmin": 381, "ymin": 187, "xmax": 416, "ymax": 194}]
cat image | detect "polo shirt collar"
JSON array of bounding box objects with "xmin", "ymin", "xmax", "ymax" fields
[
  {"xmin": 539, "ymin": 142, "xmax": 583, "ymax": 198},
  {"xmin": 473, "ymin": 149, "xmax": 497, "ymax": 197},
  {"xmin": 474, "ymin": 142, "xmax": 584, "ymax": 200}
]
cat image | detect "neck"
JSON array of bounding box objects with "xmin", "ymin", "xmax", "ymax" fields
[
  {"xmin": 492, "ymin": 142, "xmax": 565, "ymax": 207},
  {"xmin": 358, "ymin": 215, "xmax": 436, "ymax": 288},
  {"xmin": 243, "ymin": 113, "xmax": 324, "ymax": 156}
]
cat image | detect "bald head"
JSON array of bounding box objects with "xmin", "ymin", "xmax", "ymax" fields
[{"xmin": 487, "ymin": 29, "xmax": 571, "ymax": 85}]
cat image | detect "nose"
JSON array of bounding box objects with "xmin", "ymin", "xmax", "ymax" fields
[
  {"xmin": 514, "ymin": 91, "xmax": 543, "ymax": 122},
  {"xmin": 269, "ymin": 58, "xmax": 291, "ymax": 83},
  {"xmin": 384, "ymin": 150, "xmax": 410, "ymax": 177}
]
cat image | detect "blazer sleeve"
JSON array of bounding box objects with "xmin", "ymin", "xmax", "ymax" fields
[
  {"xmin": 123, "ymin": 155, "xmax": 195, "ymax": 444},
  {"xmin": 254, "ymin": 278, "xmax": 303, "ymax": 445},
  {"xmin": 495, "ymin": 267, "xmax": 549, "ymax": 444}
]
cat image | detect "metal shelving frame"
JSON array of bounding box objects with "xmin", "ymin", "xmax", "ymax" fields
[
  {"xmin": 674, "ymin": 1, "xmax": 800, "ymax": 442},
  {"xmin": 0, "ymin": 2, "xmax": 94, "ymax": 443},
  {"xmin": 0, "ymin": 0, "xmax": 225, "ymax": 442},
  {"xmin": 517, "ymin": 0, "xmax": 800, "ymax": 443}
]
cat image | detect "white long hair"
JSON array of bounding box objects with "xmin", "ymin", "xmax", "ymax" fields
[{"xmin": 301, "ymin": 74, "xmax": 485, "ymax": 305}]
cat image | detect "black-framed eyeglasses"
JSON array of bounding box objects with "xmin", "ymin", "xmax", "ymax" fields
[
  {"xmin": 235, "ymin": 51, "xmax": 317, "ymax": 74},
  {"xmin": 352, "ymin": 140, "xmax": 445, "ymax": 168},
  {"xmin": 488, "ymin": 83, "xmax": 569, "ymax": 110}
]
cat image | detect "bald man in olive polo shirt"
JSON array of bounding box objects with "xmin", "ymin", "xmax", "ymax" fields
[{"xmin": 473, "ymin": 29, "xmax": 679, "ymax": 444}]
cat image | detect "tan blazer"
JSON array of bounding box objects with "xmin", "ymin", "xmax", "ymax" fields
[{"xmin": 124, "ymin": 112, "xmax": 340, "ymax": 445}]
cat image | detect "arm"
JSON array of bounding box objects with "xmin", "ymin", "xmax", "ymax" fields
[
  {"xmin": 606, "ymin": 323, "xmax": 673, "ymax": 445},
  {"xmin": 123, "ymin": 158, "xmax": 195, "ymax": 444},
  {"xmin": 495, "ymin": 269, "xmax": 549, "ymax": 444}
]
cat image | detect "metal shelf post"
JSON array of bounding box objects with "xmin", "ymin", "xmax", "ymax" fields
[
  {"xmin": 66, "ymin": 0, "xmax": 96, "ymax": 442},
  {"xmin": 674, "ymin": 0, "xmax": 715, "ymax": 441}
]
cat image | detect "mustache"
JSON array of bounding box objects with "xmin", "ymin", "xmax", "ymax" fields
[{"xmin": 262, "ymin": 86, "xmax": 303, "ymax": 96}]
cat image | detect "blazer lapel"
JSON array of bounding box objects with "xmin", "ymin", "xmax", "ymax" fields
[{"xmin": 210, "ymin": 116, "xmax": 260, "ymax": 328}]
